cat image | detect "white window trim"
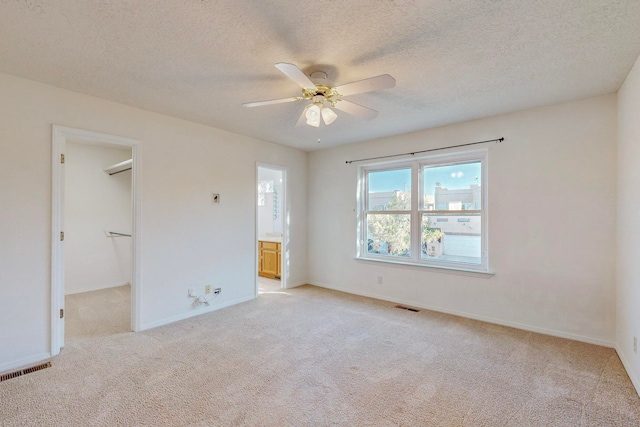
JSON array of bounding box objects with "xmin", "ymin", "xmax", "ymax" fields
[{"xmin": 356, "ymin": 149, "xmax": 491, "ymax": 274}]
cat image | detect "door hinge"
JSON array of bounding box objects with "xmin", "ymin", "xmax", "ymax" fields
[
  {"xmin": 60, "ymin": 309, "xmax": 64, "ymax": 319},
  {"xmin": 60, "ymin": 154, "xmax": 65, "ymax": 164},
  {"xmin": 60, "ymin": 231, "xmax": 64, "ymax": 241}
]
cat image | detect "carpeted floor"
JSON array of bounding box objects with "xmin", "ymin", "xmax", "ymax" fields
[
  {"xmin": 1, "ymin": 284, "xmax": 639, "ymax": 426},
  {"xmin": 258, "ymin": 276, "xmax": 282, "ymax": 294},
  {"xmin": 64, "ymin": 284, "xmax": 131, "ymax": 340}
]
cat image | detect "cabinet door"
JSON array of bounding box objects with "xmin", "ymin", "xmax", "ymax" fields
[
  {"xmin": 262, "ymin": 248, "xmax": 278, "ymax": 278},
  {"xmin": 259, "ymin": 241, "xmax": 280, "ymax": 279},
  {"xmin": 258, "ymin": 242, "xmax": 265, "ymax": 276},
  {"xmin": 258, "ymin": 240, "xmax": 281, "ymax": 279}
]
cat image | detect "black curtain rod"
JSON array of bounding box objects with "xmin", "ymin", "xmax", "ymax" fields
[{"xmin": 345, "ymin": 137, "xmax": 504, "ymax": 164}]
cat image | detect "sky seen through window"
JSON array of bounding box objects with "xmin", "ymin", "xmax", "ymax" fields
[{"xmin": 369, "ymin": 162, "xmax": 481, "ymax": 195}]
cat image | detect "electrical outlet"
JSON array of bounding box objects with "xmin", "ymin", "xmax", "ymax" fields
[
  {"xmin": 214, "ymin": 287, "xmax": 221, "ymax": 295},
  {"xmin": 205, "ymin": 285, "xmax": 211, "ymax": 295},
  {"xmin": 188, "ymin": 288, "xmax": 196, "ymax": 298},
  {"xmin": 377, "ymin": 276, "xmax": 383, "ymax": 285},
  {"xmin": 634, "ymin": 336, "xmax": 637, "ymax": 354}
]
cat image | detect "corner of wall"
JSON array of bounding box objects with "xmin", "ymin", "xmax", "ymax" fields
[
  {"xmin": 616, "ymin": 52, "xmax": 640, "ymax": 397},
  {"xmin": 616, "ymin": 346, "xmax": 640, "ymax": 397}
]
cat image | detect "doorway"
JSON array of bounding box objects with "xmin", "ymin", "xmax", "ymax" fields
[
  {"xmin": 256, "ymin": 165, "xmax": 287, "ymax": 294},
  {"xmin": 64, "ymin": 141, "xmax": 132, "ymax": 340},
  {"xmin": 51, "ymin": 125, "xmax": 141, "ymax": 356}
]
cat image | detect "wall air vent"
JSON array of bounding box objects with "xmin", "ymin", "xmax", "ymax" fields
[{"xmin": 0, "ymin": 361, "xmax": 51, "ymax": 382}]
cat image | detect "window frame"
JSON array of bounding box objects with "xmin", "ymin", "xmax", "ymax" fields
[{"xmin": 357, "ymin": 149, "xmax": 489, "ymax": 273}]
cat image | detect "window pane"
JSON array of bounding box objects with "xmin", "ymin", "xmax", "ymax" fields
[
  {"xmin": 366, "ymin": 213, "xmax": 411, "ymax": 257},
  {"xmin": 421, "ymin": 214, "xmax": 481, "ymax": 264},
  {"xmin": 423, "ymin": 162, "xmax": 481, "ymax": 210},
  {"xmin": 368, "ymin": 168, "xmax": 411, "ymax": 211}
]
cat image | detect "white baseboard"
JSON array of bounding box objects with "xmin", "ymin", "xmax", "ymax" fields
[
  {"xmin": 0, "ymin": 352, "xmax": 51, "ymax": 375},
  {"xmin": 285, "ymin": 280, "xmax": 307, "ymax": 289},
  {"xmin": 616, "ymin": 346, "xmax": 640, "ymax": 397},
  {"xmin": 139, "ymin": 295, "xmax": 255, "ymax": 331},
  {"xmin": 308, "ymin": 281, "xmax": 615, "ymax": 348}
]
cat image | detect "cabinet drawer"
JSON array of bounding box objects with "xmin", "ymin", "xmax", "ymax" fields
[{"xmin": 260, "ymin": 241, "xmax": 280, "ymax": 250}]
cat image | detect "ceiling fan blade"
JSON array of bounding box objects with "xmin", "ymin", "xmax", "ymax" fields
[
  {"xmin": 275, "ymin": 62, "xmax": 316, "ymax": 89},
  {"xmin": 334, "ymin": 74, "xmax": 396, "ymax": 97},
  {"xmin": 333, "ymin": 99, "xmax": 378, "ymax": 120},
  {"xmin": 242, "ymin": 97, "xmax": 299, "ymax": 108}
]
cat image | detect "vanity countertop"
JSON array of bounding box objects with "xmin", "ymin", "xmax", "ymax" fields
[{"xmin": 259, "ymin": 236, "xmax": 282, "ymax": 243}]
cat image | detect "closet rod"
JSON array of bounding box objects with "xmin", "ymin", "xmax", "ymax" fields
[
  {"xmin": 345, "ymin": 137, "xmax": 504, "ymax": 164},
  {"xmin": 107, "ymin": 231, "xmax": 131, "ymax": 237},
  {"xmin": 108, "ymin": 167, "xmax": 131, "ymax": 176}
]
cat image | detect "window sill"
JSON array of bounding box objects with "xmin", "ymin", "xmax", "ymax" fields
[{"xmin": 355, "ymin": 256, "xmax": 494, "ymax": 278}]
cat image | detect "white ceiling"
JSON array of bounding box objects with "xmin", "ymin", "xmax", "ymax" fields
[{"xmin": 1, "ymin": 1, "xmax": 639, "ymax": 151}]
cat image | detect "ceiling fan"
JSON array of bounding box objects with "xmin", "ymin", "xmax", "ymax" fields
[{"xmin": 242, "ymin": 63, "xmax": 396, "ymax": 127}]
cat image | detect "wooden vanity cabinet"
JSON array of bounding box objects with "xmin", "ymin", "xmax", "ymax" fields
[{"xmin": 258, "ymin": 240, "xmax": 281, "ymax": 279}]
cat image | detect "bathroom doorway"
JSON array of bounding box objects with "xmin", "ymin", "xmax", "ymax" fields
[{"xmin": 256, "ymin": 165, "xmax": 287, "ymax": 294}]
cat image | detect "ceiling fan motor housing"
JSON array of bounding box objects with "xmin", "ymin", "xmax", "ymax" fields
[
  {"xmin": 302, "ymin": 84, "xmax": 341, "ymax": 106},
  {"xmin": 310, "ymin": 70, "xmax": 328, "ymax": 83}
]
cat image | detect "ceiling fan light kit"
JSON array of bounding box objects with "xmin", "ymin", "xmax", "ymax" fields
[
  {"xmin": 303, "ymin": 94, "xmax": 338, "ymax": 127},
  {"xmin": 243, "ymin": 62, "xmax": 395, "ymax": 128},
  {"xmin": 321, "ymin": 105, "xmax": 337, "ymax": 125},
  {"xmin": 305, "ymin": 103, "xmax": 321, "ymax": 127}
]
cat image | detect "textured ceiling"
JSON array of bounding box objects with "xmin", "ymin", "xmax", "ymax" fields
[{"xmin": 1, "ymin": 1, "xmax": 640, "ymax": 151}]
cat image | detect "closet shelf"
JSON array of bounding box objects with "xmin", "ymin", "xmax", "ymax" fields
[{"xmin": 104, "ymin": 159, "xmax": 132, "ymax": 175}]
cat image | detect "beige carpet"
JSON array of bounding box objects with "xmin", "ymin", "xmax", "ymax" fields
[
  {"xmin": 65, "ymin": 284, "xmax": 131, "ymax": 340},
  {"xmin": 1, "ymin": 285, "xmax": 639, "ymax": 426},
  {"xmin": 258, "ymin": 276, "xmax": 282, "ymax": 294}
]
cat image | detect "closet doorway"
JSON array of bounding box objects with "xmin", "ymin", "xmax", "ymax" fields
[
  {"xmin": 256, "ymin": 165, "xmax": 287, "ymax": 295},
  {"xmin": 51, "ymin": 126, "xmax": 141, "ymax": 356}
]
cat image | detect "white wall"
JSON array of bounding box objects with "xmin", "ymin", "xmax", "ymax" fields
[
  {"xmin": 65, "ymin": 142, "xmax": 132, "ymax": 294},
  {"xmin": 617, "ymin": 53, "xmax": 640, "ymax": 393},
  {"xmin": 0, "ymin": 72, "xmax": 308, "ymax": 372},
  {"xmin": 308, "ymin": 94, "xmax": 617, "ymax": 346}
]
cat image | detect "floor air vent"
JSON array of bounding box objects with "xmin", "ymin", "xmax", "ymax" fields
[
  {"xmin": 0, "ymin": 361, "xmax": 51, "ymax": 382},
  {"xmin": 395, "ymin": 305, "xmax": 421, "ymax": 313}
]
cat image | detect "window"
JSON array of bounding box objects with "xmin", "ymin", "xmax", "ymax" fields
[
  {"xmin": 358, "ymin": 150, "xmax": 488, "ymax": 272},
  {"xmin": 257, "ymin": 180, "xmax": 274, "ymax": 206}
]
